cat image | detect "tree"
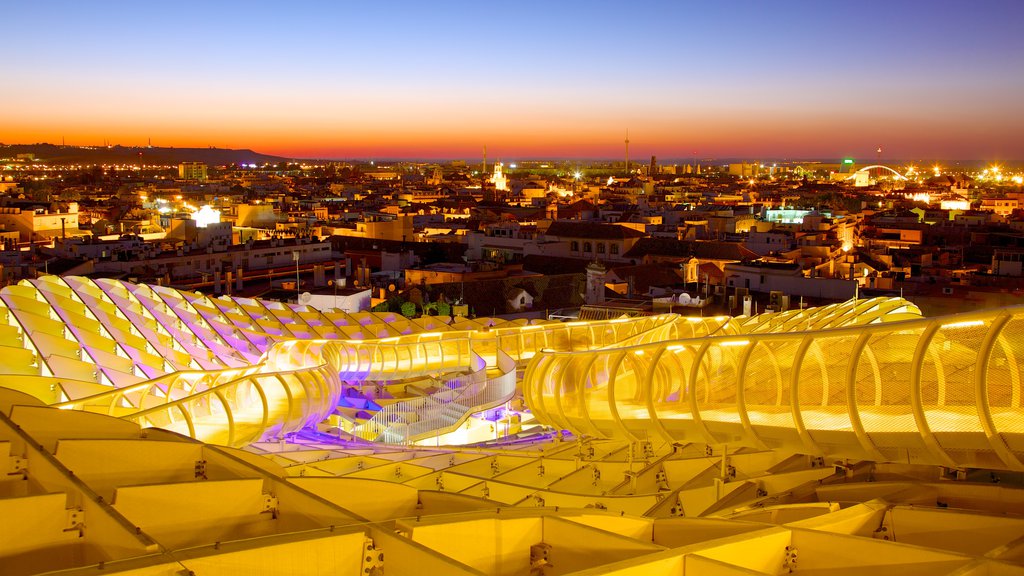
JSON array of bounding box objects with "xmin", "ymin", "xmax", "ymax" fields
[
  {"xmin": 386, "ymin": 295, "xmax": 404, "ymax": 312},
  {"xmin": 400, "ymin": 301, "xmax": 417, "ymax": 318}
]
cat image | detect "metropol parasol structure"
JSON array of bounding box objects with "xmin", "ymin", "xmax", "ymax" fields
[{"xmin": 2, "ymin": 275, "xmax": 1024, "ymax": 575}]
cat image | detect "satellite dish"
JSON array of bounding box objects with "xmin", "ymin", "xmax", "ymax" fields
[{"xmin": 299, "ymin": 292, "xmax": 312, "ymax": 304}]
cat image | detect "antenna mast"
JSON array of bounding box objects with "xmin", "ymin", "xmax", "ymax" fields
[{"xmin": 624, "ymin": 130, "xmax": 630, "ymax": 174}]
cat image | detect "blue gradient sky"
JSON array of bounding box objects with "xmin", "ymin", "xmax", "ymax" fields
[{"xmin": 3, "ymin": 0, "xmax": 1023, "ymax": 160}]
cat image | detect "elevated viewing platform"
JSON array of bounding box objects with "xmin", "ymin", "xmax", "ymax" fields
[{"xmin": 2, "ymin": 277, "xmax": 1024, "ymax": 575}]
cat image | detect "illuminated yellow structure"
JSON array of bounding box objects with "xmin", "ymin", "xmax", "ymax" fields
[
  {"xmin": 4, "ymin": 277, "xmax": 1024, "ymax": 575},
  {"xmin": 55, "ymin": 313, "xmax": 678, "ymax": 447},
  {"xmin": 525, "ymin": 299, "xmax": 1024, "ymax": 471}
]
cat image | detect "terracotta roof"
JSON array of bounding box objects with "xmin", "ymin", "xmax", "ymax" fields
[
  {"xmin": 544, "ymin": 221, "xmax": 646, "ymax": 240},
  {"xmin": 522, "ymin": 255, "xmax": 591, "ymax": 275},
  {"xmin": 562, "ymin": 199, "xmax": 597, "ymax": 212},
  {"xmin": 606, "ymin": 263, "xmax": 685, "ymax": 294},
  {"xmin": 623, "ymin": 237, "xmax": 757, "ymax": 261},
  {"xmin": 699, "ymin": 262, "xmax": 725, "ymax": 280}
]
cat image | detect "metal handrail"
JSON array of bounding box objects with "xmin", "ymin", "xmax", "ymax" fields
[{"xmin": 524, "ymin": 303, "xmax": 1024, "ymax": 471}]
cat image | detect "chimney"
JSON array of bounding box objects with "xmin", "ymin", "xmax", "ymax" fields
[{"xmin": 585, "ymin": 261, "xmax": 606, "ymax": 305}]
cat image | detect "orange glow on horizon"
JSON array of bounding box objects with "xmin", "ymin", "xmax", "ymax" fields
[{"xmin": 5, "ymin": 107, "xmax": 1019, "ymax": 160}]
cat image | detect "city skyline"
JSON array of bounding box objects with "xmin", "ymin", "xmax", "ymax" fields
[{"xmin": 4, "ymin": 0, "xmax": 1024, "ymax": 160}]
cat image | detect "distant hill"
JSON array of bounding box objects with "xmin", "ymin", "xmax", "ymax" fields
[{"xmin": 0, "ymin": 143, "xmax": 291, "ymax": 166}]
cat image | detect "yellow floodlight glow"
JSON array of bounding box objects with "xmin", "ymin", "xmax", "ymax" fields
[
  {"xmin": 191, "ymin": 205, "xmax": 221, "ymax": 228},
  {"xmin": 720, "ymin": 340, "xmax": 750, "ymax": 347},
  {"xmin": 940, "ymin": 320, "xmax": 985, "ymax": 330}
]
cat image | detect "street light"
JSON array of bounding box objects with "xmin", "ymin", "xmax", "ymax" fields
[{"xmin": 292, "ymin": 250, "xmax": 300, "ymax": 297}]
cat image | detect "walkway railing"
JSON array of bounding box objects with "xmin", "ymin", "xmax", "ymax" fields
[
  {"xmin": 46, "ymin": 292, "xmax": 931, "ymax": 455},
  {"xmin": 54, "ymin": 313, "xmax": 679, "ymax": 447},
  {"xmin": 363, "ymin": 349, "xmax": 519, "ymax": 444},
  {"xmin": 523, "ymin": 304, "xmax": 1024, "ymax": 471}
]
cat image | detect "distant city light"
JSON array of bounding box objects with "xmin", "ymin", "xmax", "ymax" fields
[
  {"xmin": 191, "ymin": 205, "xmax": 221, "ymax": 228},
  {"xmin": 941, "ymin": 199, "xmax": 971, "ymax": 211},
  {"xmin": 573, "ymin": 171, "xmax": 582, "ymax": 180},
  {"xmin": 909, "ymin": 192, "xmax": 931, "ymax": 204}
]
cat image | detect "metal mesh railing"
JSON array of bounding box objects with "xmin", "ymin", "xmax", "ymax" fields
[
  {"xmin": 54, "ymin": 312, "xmax": 678, "ymax": 447},
  {"xmin": 523, "ymin": 306, "xmax": 1024, "ymax": 471}
]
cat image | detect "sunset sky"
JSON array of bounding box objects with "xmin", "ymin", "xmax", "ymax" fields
[{"xmin": 4, "ymin": 0, "xmax": 1023, "ymax": 161}]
